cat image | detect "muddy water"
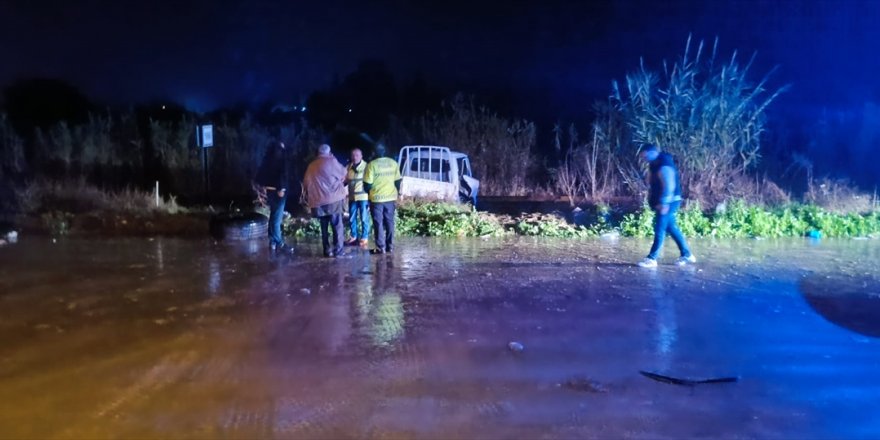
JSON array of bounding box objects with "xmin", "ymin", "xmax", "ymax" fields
[{"xmin": 1, "ymin": 237, "xmax": 879, "ymax": 439}]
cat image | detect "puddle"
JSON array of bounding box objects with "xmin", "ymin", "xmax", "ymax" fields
[{"xmin": 0, "ymin": 236, "xmax": 878, "ymax": 438}]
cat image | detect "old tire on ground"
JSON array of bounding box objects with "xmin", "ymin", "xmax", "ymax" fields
[{"xmin": 210, "ymin": 212, "xmax": 269, "ymax": 241}]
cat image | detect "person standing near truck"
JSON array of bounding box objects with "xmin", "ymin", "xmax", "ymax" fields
[
  {"xmin": 303, "ymin": 144, "xmax": 349, "ymax": 258},
  {"xmin": 363, "ymin": 143, "xmax": 401, "ymax": 255},
  {"xmin": 255, "ymin": 140, "xmax": 291, "ymax": 252},
  {"xmin": 344, "ymin": 148, "xmax": 370, "ymax": 248},
  {"xmin": 637, "ymin": 144, "xmax": 697, "ymax": 268}
]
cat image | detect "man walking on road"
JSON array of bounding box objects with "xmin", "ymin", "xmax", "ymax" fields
[
  {"xmin": 363, "ymin": 143, "xmax": 402, "ymax": 255},
  {"xmin": 637, "ymin": 144, "xmax": 697, "ymax": 268},
  {"xmin": 303, "ymin": 144, "xmax": 349, "ymax": 258},
  {"xmin": 344, "ymin": 148, "xmax": 370, "ymax": 248},
  {"xmin": 255, "ymin": 140, "xmax": 292, "ymax": 252}
]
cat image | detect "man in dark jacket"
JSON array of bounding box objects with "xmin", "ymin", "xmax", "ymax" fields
[
  {"xmin": 637, "ymin": 144, "xmax": 696, "ymax": 268},
  {"xmin": 255, "ymin": 140, "xmax": 292, "ymax": 252}
]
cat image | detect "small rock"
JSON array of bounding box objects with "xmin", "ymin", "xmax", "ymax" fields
[
  {"xmin": 300, "ymin": 288, "xmax": 311, "ymax": 295},
  {"xmin": 600, "ymin": 231, "xmax": 620, "ymax": 241},
  {"xmin": 508, "ymin": 341, "xmax": 524, "ymax": 352},
  {"xmin": 561, "ymin": 377, "xmax": 607, "ymax": 393}
]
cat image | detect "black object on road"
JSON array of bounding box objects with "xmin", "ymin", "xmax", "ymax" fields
[
  {"xmin": 639, "ymin": 371, "xmax": 738, "ymax": 386},
  {"xmin": 210, "ymin": 212, "xmax": 269, "ymax": 241}
]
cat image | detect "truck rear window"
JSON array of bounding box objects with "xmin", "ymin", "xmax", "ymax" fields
[{"xmin": 411, "ymin": 159, "xmax": 451, "ymax": 173}]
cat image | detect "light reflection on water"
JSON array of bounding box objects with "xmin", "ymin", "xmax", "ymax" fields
[{"xmin": 1, "ymin": 236, "xmax": 880, "ymax": 439}]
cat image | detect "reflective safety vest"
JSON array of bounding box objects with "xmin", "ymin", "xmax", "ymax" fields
[
  {"xmin": 347, "ymin": 161, "xmax": 368, "ymax": 202},
  {"xmin": 363, "ymin": 157, "xmax": 401, "ymax": 203}
]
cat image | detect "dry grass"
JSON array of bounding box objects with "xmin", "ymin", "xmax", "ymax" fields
[
  {"xmin": 806, "ymin": 178, "xmax": 877, "ymax": 214},
  {"xmin": 394, "ymin": 94, "xmax": 537, "ymax": 196},
  {"xmin": 608, "ymin": 36, "xmax": 789, "ymax": 207},
  {"xmin": 15, "ymin": 179, "xmax": 183, "ymax": 215}
]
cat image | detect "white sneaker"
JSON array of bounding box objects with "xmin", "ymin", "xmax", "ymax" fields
[
  {"xmin": 676, "ymin": 255, "xmax": 697, "ymax": 266},
  {"xmin": 638, "ymin": 258, "xmax": 658, "ymax": 268}
]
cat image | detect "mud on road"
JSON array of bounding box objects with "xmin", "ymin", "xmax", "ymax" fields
[{"xmin": 1, "ymin": 237, "xmax": 879, "ymax": 439}]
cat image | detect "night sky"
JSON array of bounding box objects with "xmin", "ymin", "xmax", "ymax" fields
[{"xmin": 2, "ymin": 0, "xmax": 879, "ymax": 120}]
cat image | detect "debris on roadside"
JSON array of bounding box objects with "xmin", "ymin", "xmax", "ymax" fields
[
  {"xmin": 639, "ymin": 370, "xmax": 738, "ymax": 386},
  {"xmin": 507, "ymin": 341, "xmax": 524, "ymax": 352},
  {"xmin": 560, "ymin": 377, "xmax": 607, "ymax": 393}
]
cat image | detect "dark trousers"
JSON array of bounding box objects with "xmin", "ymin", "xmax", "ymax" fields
[
  {"xmin": 320, "ymin": 213, "xmax": 344, "ymax": 256},
  {"xmin": 370, "ymin": 201, "xmax": 396, "ymax": 251},
  {"xmin": 267, "ymin": 192, "xmax": 287, "ymax": 247},
  {"xmin": 647, "ymin": 201, "xmax": 692, "ymax": 260}
]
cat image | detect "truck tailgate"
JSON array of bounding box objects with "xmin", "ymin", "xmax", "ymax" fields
[{"xmin": 399, "ymin": 176, "xmax": 457, "ymax": 201}]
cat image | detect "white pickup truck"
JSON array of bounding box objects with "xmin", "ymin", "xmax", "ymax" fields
[{"xmin": 397, "ymin": 146, "xmax": 480, "ymax": 204}]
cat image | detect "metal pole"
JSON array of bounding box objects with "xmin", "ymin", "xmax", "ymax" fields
[{"xmin": 203, "ymin": 146, "xmax": 209, "ymax": 199}]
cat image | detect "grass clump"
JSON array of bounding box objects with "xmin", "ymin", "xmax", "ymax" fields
[
  {"xmin": 619, "ymin": 200, "xmax": 880, "ymax": 239},
  {"xmin": 397, "ymin": 201, "xmax": 505, "ymax": 237},
  {"xmin": 284, "ymin": 217, "xmax": 321, "ymax": 238},
  {"xmin": 281, "ymin": 201, "xmax": 880, "ymax": 241},
  {"xmin": 16, "ymin": 179, "xmax": 184, "ymax": 215}
]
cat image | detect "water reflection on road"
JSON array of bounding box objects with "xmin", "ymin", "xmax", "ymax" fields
[{"xmin": 0, "ymin": 236, "xmax": 878, "ymax": 439}]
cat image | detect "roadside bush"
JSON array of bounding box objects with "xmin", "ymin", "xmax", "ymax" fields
[
  {"xmin": 805, "ymin": 177, "xmax": 877, "ymax": 214},
  {"xmin": 513, "ymin": 213, "xmax": 592, "ymax": 238},
  {"xmin": 620, "ymin": 199, "xmax": 880, "ymax": 238},
  {"xmin": 407, "ymin": 94, "xmax": 537, "ymax": 196},
  {"xmin": 280, "ymin": 200, "xmax": 880, "ymax": 240},
  {"xmin": 284, "ymin": 217, "xmax": 321, "ymax": 238},
  {"xmin": 396, "ymin": 201, "xmax": 505, "ymax": 237},
  {"xmin": 606, "ymin": 36, "xmax": 788, "ymax": 206},
  {"xmin": 14, "ymin": 179, "xmax": 183, "ymax": 215}
]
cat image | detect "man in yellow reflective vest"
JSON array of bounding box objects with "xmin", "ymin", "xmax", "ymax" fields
[
  {"xmin": 344, "ymin": 148, "xmax": 370, "ymax": 248},
  {"xmin": 363, "ymin": 143, "xmax": 401, "ymax": 255}
]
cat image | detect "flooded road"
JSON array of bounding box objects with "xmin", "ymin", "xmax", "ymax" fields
[{"xmin": 1, "ymin": 236, "xmax": 879, "ymax": 439}]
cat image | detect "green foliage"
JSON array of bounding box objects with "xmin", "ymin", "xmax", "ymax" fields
[
  {"xmin": 284, "ymin": 217, "xmax": 322, "ymax": 238},
  {"xmin": 618, "ymin": 199, "xmax": 880, "ymax": 239},
  {"xmin": 41, "ymin": 211, "xmax": 73, "ymax": 236},
  {"xmin": 396, "ymin": 201, "xmax": 506, "ymax": 237},
  {"xmin": 514, "ymin": 214, "xmax": 592, "ymax": 238},
  {"xmin": 620, "ymin": 205, "xmax": 655, "ymax": 237}
]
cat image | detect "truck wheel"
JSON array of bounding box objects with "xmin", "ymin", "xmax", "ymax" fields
[{"xmin": 210, "ymin": 212, "xmax": 269, "ymax": 241}]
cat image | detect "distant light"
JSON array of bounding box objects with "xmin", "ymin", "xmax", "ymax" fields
[
  {"xmin": 301, "ymin": 106, "xmax": 307, "ymax": 111},
  {"xmin": 162, "ymin": 105, "xmax": 166, "ymax": 110},
  {"xmin": 348, "ymin": 108, "xmax": 352, "ymax": 113}
]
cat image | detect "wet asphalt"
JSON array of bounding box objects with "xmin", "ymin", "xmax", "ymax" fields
[{"xmin": 0, "ymin": 236, "xmax": 879, "ymax": 439}]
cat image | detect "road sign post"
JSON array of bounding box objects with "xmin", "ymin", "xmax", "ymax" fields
[{"xmin": 196, "ymin": 124, "xmax": 213, "ymax": 200}]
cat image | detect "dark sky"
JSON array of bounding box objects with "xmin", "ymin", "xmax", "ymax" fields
[{"xmin": 2, "ymin": 0, "xmax": 879, "ymax": 120}]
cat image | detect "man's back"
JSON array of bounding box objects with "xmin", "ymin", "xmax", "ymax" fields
[
  {"xmin": 364, "ymin": 157, "xmax": 401, "ymax": 203},
  {"xmin": 304, "ymin": 155, "xmax": 347, "ymax": 208}
]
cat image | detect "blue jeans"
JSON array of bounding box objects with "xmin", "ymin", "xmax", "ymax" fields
[
  {"xmin": 349, "ymin": 200, "xmax": 371, "ymax": 240},
  {"xmin": 268, "ymin": 192, "xmax": 286, "ymax": 247},
  {"xmin": 647, "ymin": 201, "xmax": 692, "ymax": 260}
]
